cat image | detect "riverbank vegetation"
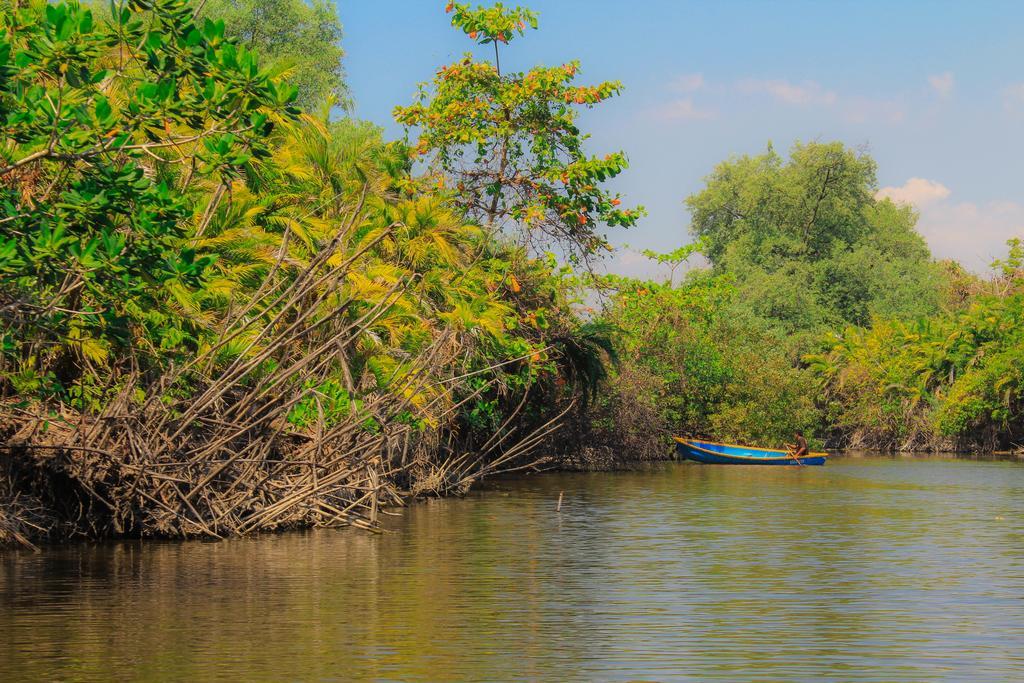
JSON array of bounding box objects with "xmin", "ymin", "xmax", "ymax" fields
[
  {"xmin": 1, "ymin": 0, "xmax": 1021, "ymax": 547},
  {"xmin": 0, "ymin": 0, "xmax": 636, "ymax": 546},
  {"xmin": 808, "ymin": 241, "xmax": 1024, "ymax": 450},
  {"xmin": 586, "ymin": 147, "xmax": 1023, "ymax": 457}
]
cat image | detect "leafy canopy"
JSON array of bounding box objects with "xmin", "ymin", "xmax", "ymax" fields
[
  {"xmin": 395, "ymin": 2, "xmax": 644, "ymax": 263},
  {"xmin": 687, "ymin": 141, "xmax": 945, "ymax": 334},
  {"xmin": 197, "ymin": 0, "xmax": 348, "ymax": 111},
  {"xmin": 0, "ymin": 0, "xmax": 298, "ymax": 398}
]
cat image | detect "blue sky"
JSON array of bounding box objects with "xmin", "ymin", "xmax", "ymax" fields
[{"xmin": 340, "ymin": 1, "xmax": 1024, "ymax": 274}]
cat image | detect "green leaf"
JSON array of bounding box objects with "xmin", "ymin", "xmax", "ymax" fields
[{"xmin": 95, "ymin": 96, "xmax": 112, "ymax": 122}]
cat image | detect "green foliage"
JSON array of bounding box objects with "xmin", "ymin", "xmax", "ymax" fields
[
  {"xmin": 708, "ymin": 344, "xmax": 819, "ymax": 446},
  {"xmin": 0, "ymin": 0, "xmax": 297, "ymax": 401},
  {"xmin": 0, "ymin": 0, "xmax": 625, "ymax": 476},
  {"xmin": 11, "ymin": 0, "xmax": 1016, "ymax": 500},
  {"xmin": 591, "ymin": 267, "xmax": 820, "ymax": 450},
  {"xmin": 447, "ymin": 2, "xmax": 538, "ymax": 44},
  {"xmin": 395, "ymin": 2, "xmax": 644, "ymax": 262},
  {"xmin": 552, "ymin": 321, "xmax": 617, "ymax": 406},
  {"xmin": 687, "ymin": 141, "xmax": 945, "ymax": 339},
  {"xmin": 583, "ymin": 141, "xmax": 992, "ymax": 452},
  {"xmin": 198, "ymin": 0, "xmax": 348, "ymax": 111},
  {"xmin": 287, "ymin": 379, "xmax": 353, "ymax": 428},
  {"xmin": 991, "ymin": 237, "xmax": 1024, "ymax": 280},
  {"xmin": 0, "ymin": 0, "xmax": 634, "ymax": 544},
  {"xmin": 807, "ymin": 246, "xmax": 1024, "ymax": 449}
]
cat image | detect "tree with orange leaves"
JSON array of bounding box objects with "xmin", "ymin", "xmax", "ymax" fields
[{"xmin": 394, "ymin": 2, "xmax": 644, "ymax": 264}]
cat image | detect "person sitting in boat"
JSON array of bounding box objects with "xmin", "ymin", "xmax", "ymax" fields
[{"xmin": 789, "ymin": 431, "xmax": 808, "ymax": 458}]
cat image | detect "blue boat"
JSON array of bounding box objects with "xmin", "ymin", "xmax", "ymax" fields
[{"xmin": 674, "ymin": 438, "xmax": 827, "ymax": 466}]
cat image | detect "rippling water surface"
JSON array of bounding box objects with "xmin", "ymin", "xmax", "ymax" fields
[{"xmin": 2, "ymin": 455, "xmax": 1024, "ymax": 681}]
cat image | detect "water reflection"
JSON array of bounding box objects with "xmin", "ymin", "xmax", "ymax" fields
[{"xmin": 2, "ymin": 456, "xmax": 1023, "ymax": 681}]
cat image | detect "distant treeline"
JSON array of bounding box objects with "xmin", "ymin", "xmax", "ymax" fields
[{"xmin": 585, "ymin": 145, "xmax": 1023, "ymax": 455}]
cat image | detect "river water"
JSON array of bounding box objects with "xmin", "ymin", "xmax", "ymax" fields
[{"xmin": 2, "ymin": 455, "xmax": 1023, "ymax": 681}]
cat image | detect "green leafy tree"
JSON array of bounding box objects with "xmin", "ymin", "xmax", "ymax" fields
[
  {"xmin": 394, "ymin": 2, "xmax": 643, "ymax": 263},
  {"xmin": 687, "ymin": 141, "xmax": 946, "ymax": 337},
  {"xmin": 0, "ymin": 0, "xmax": 297, "ymax": 401},
  {"xmin": 198, "ymin": 0, "xmax": 348, "ymax": 111}
]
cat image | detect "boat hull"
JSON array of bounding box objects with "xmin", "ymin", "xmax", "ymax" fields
[{"xmin": 675, "ymin": 438, "xmax": 827, "ymax": 466}]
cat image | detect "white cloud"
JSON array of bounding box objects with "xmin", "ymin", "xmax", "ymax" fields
[
  {"xmin": 670, "ymin": 73, "xmax": 705, "ymax": 93},
  {"xmin": 736, "ymin": 78, "xmax": 837, "ymax": 106},
  {"xmin": 927, "ymin": 72, "xmax": 954, "ymax": 98},
  {"xmin": 649, "ymin": 98, "xmax": 716, "ymax": 121},
  {"xmin": 1002, "ymin": 83, "xmax": 1024, "ymax": 108},
  {"xmin": 915, "ymin": 200, "xmax": 1024, "ymax": 272},
  {"xmin": 734, "ymin": 77, "xmax": 905, "ymax": 124},
  {"xmin": 842, "ymin": 96, "xmax": 907, "ymax": 124},
  {"xmin": 876, "ymin": 178, "xmax": 951, "ymax": 207},
  {"xmin": 878, "ymin": 179, "xmax": 1023, "ymax": 271}
]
